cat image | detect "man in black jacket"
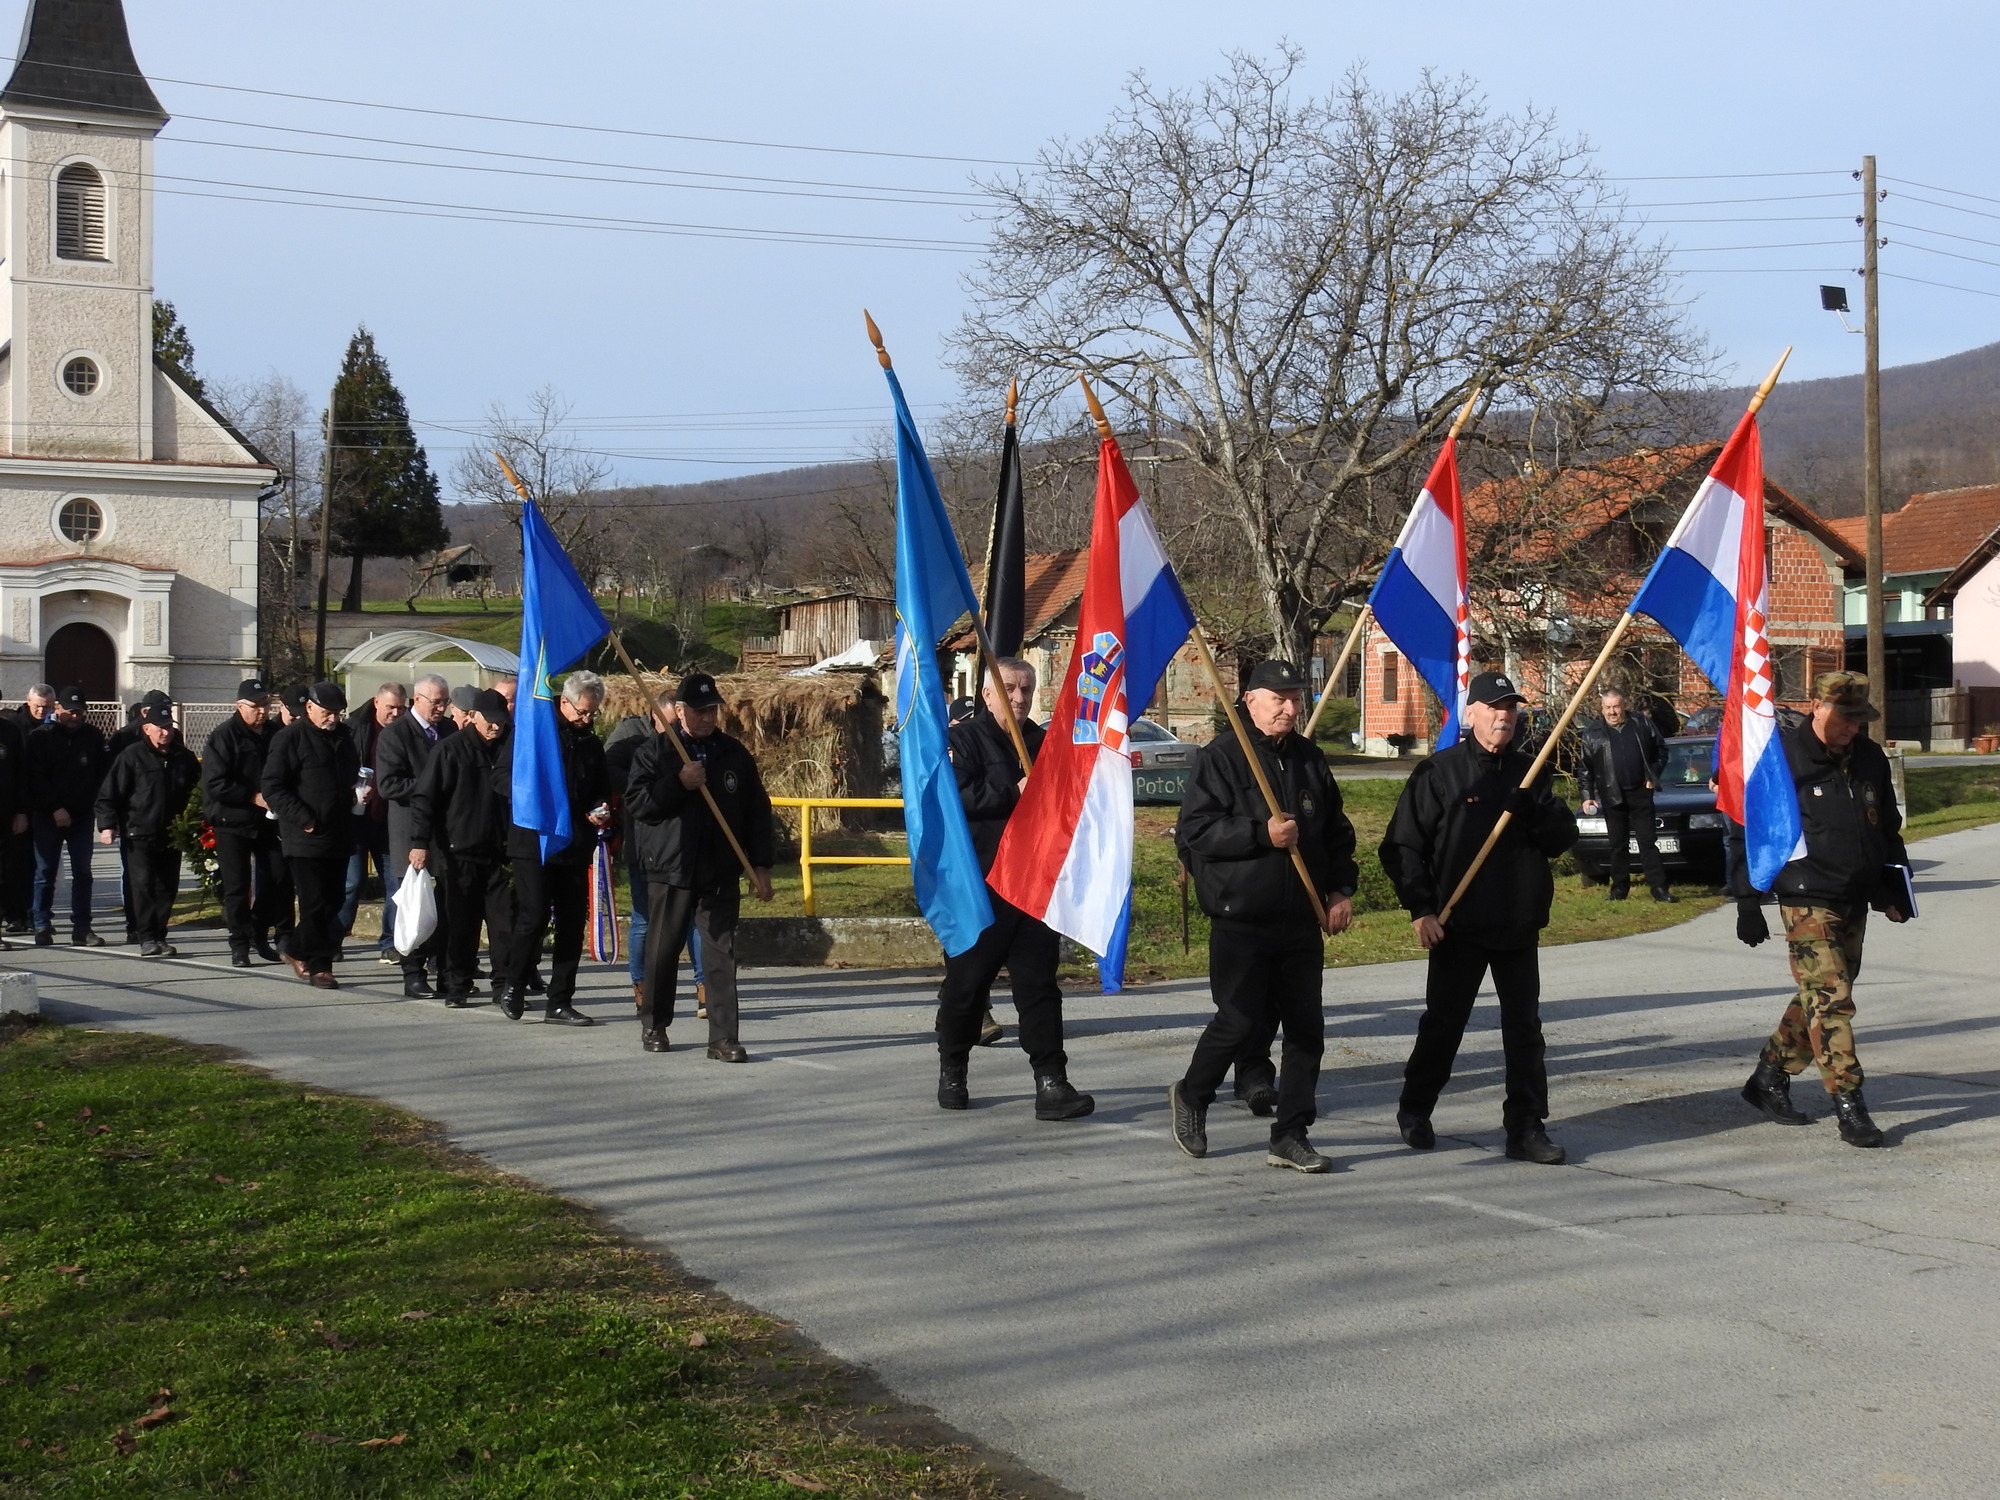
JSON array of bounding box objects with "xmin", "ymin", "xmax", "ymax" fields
[
  {"xmin": 94, "ymin": 702, "xmax": 200, "ymax": 957},
  {"xmin": 26, "ymin": 686, "xmax": 109, "ymax": 946},
  {"xmin": 104, "ymin": 691, "xmax": 174, "ymax": 944},
  {"xmin": 1739, "ymin": 672, "xmax": 1909, "ymax": 1148},
  {"xmin": 1170, "ymin": 660, "xmax": 1357, "ymax": 1172},
  {"xmin": 409, "ymin": 689, "xmax": 513, "ymax": 1007},
  {"xmin": 495, "ymin": 670, "xmax": 612, "ymax": 1025},
  {"xmin": 2, "ymin": 685, "xmax": 54, "ymax": 933},
  {"xmin": 930, "ymin": 658, "xmax": 1094, "ymax": 1118},
  {"xmin": 339, "ymin": 683, "xmax": 406, "ymax": 962},
  {"xmin": 1380, "ymin": 671, "xmax": 1580, "ymax": 1165},
  {"xmin": 0, "ymin": 708, "xmax": 24, "ymax": 950},
  {"xmin": 1577, "ymin": 686, "xmax": 1673, "ymax": 902},
  {"xmin": 625, "ymin": 672, "xmax": 775, "ymax": 1059},
  {"xmin": 377, "ymin": 673, "xmax": 455, "ymax": 996},
  {"xmin": 201, "ymin": 679, "xmax": 290, "ymax": 966},
  {"xmin": 262, "ymin": 682, "xmax": 362, "ymax": 989}
]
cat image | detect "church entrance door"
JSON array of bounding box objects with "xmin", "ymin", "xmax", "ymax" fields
[{"xmin": 45, "ymin": 622, "xmax": 117, "ymax": 701}]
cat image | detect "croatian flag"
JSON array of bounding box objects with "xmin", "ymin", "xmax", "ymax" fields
[
  {"xmin": 1367, "ymin": 438, "xmax": 1470, "ymax": 748},
  {"xmin": 988, "ymin": 430, "xmax": 1195, "ymax": 991},
  {"xmin": 1629, "ymin": 408, "xmax": 1803, "ymax": 890}
]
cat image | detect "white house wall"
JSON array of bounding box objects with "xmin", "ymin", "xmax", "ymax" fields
[{"xmin": 1952, "ymin": 553, "xmax": 2000, "ymax": 691}]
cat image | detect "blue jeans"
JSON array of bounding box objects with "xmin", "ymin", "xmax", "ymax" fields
[
  {"xmin": 31, "ymin": 814, "xmax": 95, "ymax": 935},
  {"xmin": 626, "ymin": 864, "xmax": 701, "ymax": 984},
  {"xmin": 338, "ymin": 819, "xmax": 395, "ymax": 953}
]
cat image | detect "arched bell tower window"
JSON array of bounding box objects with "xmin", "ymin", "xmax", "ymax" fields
[{"xmin": 55, "ymin": 163, "xmax": 108, "ymax": 261}]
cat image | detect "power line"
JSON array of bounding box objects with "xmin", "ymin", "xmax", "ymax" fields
[
  {"xmin": 1880, "ymin": 218, "xmax": 2000, "ymax": 252},
  {"xmin": 1880, "ymin": 269, "xmax": 2000, "ymax": 300},
  {"xmin": 1603, "ymin": 169, "xmax": 1847, "ymax": 182}
]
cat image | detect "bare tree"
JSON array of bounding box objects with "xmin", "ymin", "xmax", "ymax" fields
[
  {"xmin": 449, "ymin": 387, "xmax": 614, "ymax": 582},
  {"xmin": 212, "ymin": 372, "xmax": 318, "ymax": 681},
  {"xmin": 953, "ymin": 50, "xmax": 1712, "ymax": 663}
]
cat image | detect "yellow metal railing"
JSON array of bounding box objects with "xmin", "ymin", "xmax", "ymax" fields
[{"xmin": 770, "ymin": 796, "xmax": 907, "ymax": 916}]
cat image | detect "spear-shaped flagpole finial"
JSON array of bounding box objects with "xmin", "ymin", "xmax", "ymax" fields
[
  {"xmin": 493, "ymin": 451, "xmax": 533, "ymax": 504},
  {"xmin": 1447, "ymin": 379, "xmax": 1486, "ymax": 441},
  {"xmin": 1746, "ymin": 346, "xmax": 1793, "ymax": 415},
  {"xmin": 1005, "ymin": 378, "xmax": 1018, "ymax": 427},
  {"xmin": 864, "ymin": 310, "xmax": 892, "ymax": 370},
  {"xmin": 1077, "ymin": 375, "xmax": 1113, "ymax": 440}
]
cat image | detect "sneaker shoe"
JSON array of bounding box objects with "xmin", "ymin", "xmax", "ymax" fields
[
  {"xmin": 32, "ymin": 928, "xmax": 52, "ymax": 947},
  {"xmin": 1168, "ymin": 1080, "xmax": 1207, "ymax": 1159},
  {"xmin": 1235, "ymin": 1079, "xmax": 1279, "ymax": 1118},
  {"xmin": 1504, "ymin": 1123, "xmax": 1567, "ymax": 1165},
  {"xmin": 73, "ymin": 930, "xmax": 105, "ymax": 947},
  {"xmin": 1266, "ymin": 1135, "xmax": 1332, "ymax": 1173},
  {"xmin": 937, "ymin": 1059, "xmax": 969, "ymax": 1110},
  {"xmin": 378, "ymin": 949, "xmax": 400, "ymax": 965},
  {"xmin": 977, "ymin": 1008, "xmax": 1003, "ymax": 1047},
  {"xmin": 139, "ymin": 941, "xmax": 169, "ymax": 958}
]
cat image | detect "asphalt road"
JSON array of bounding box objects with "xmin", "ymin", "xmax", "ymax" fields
[{"xmin": 14, "ymin": 829, "xmax": 2000, "ymax": 1500}]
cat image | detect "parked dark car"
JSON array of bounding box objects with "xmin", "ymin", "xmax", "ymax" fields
[{"xmin": 1572, "ymin": 734, "xmax": 1729, "ymax": 884}]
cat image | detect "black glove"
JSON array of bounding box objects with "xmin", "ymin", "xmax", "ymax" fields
[
  {"xmin": 1504, "ymin": 787, "xmax": 1536, "ymax": 821},
  {"xmin": 1735, "ymin": 899, "xmax": 1769, "ymax": 948}
]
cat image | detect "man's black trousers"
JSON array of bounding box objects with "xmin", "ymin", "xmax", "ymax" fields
[
  {"xmin": 123, "ymin": 836, "xmax": 180, "ymax": 945},
  {"xmin": 506, "ymin": 857, "xmax": 585, "ymax": 1006},
  {"xmin": 935, "ymin": 892, "xmax": 1067, "ymax": 1074},
  {"xmin": 2, "ymin": 824, "xmax": 31, "ymax": 927},
  {"xmin": 1181, "ymin": 919, "xmax": 1325, "ymax": 1142},
  {"xmin": 440, "ymin": 854, "xmax": 511, "ymax": 998},
  {"xmin": 215, "ymin": 826, "xmax": 293, "ymax": 950},
  {"xmin": 1604, "ymin": 786, "xmax": 1668, "ymax": 895},
  {"xmin": 1399, "ymin": 934, "xmax": 1548, "ymax": 1131},
  {"xmin": 641, "ymin": 883, "xmax": 740, "ymax": 1042},
  {"xmin": 286, "ymin": 854, "xmax": 347, "ymax": 974}
]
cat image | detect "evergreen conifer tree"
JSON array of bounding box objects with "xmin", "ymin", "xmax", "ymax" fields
[
  {"xmin": 152, "ymin": 300, "xmax": 203, "ymax": 394},
  {"xmin": 326, "ymin": 327, "xmax": 446, "ymax": 611}
]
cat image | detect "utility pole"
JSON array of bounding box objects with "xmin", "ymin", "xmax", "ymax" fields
[
  {"xmin": 1861, "ymin": 155, "xmax": 1886, "ymax": 734},
  {"xmin": 312, "ymin": 394, "xmax": 335, "ymax": 677}
]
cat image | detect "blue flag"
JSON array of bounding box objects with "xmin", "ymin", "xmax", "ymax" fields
[
  {"xmin": 886, "ymin": 366, "xmax": 993, "ymax": 956},
  {"xmin": 513, "ymin": 498, "xmax": 610, "ymax": 861}
]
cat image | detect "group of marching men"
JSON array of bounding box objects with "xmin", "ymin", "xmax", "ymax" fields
[{"xmin": 946, "ymin": 656, "xmax": 1908, "ymax": 1169}]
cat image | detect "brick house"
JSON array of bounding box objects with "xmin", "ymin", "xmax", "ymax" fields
[{"xmin": 1340, "ymin": 445, "xmax": 1859, "ymax": 754}]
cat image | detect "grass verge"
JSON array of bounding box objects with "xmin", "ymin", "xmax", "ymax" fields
[
  {"xmin": 0, "ymin": 1022, "xmax": 1033, "ymax": 1499},
  {"xmin": 1902, "ymin": 763, "xmax": 2000, "ymax": 841}
]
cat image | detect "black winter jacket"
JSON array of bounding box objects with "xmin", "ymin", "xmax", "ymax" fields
[
  {"xmin": 25, "ymin": 718, "xmax": 108, "ymax": 819},
  {"xmin": 410, "ymin": 725, "xmax": 511, "ymax": 861},
  {"xmin": 95, "ymin": 739, "xmax": 200, "ymax": 840},
  {"xmin": 1177, "ymin": 729, "xmax": 1359, "ymax": 927},
  {"xmin": 501, "ymin": 717, "xmax": 611, "ymax": 866},
  {"xmin": 950, "ymin": 710, "xmax": 1046, "ymax": 874},
  {"xmin": 0, "ymin": 714, "xmax": 24, "ymax": 822},
  {"xmin": 1575, "ymin": 715, "xmax": 1667, "ymax": 807},
  {"xmin": 603, "ymin": 713, "xmax": 655, "ymax": 866},
  {"xmin": 261, "ymin": 719, "xmax": 362, "ymax": 859},
  {"xmin": 1771, "ymin": 721, "xmax": 1909, "ymax": 910},
  {"xmin": 625, "ymin": 727, "xmax": 776, "ymax": 890},
  {"xmin": 375, "ymin": 710, "xmax": 455, "ymax": 868},
  {"xmin": 1379, "ymin": 738, "xmax": 1580, "ymax": 948},
  {"xmin": 201, "ymin": 712, "xmax": 280, "ymax": 832}
]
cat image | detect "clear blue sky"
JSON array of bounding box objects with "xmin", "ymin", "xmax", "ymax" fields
[{"xmin": 115, "ymin": 0, "xmax": 2000, "ymax": 489}]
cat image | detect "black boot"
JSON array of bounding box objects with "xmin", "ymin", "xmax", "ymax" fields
[
  {"xmin": 1504, "ymin": 1122, "xmax": 1567, "ymax": 1165},
  {"xmin": 1034, "ymin": 1072, "xmax": 1094, "ymax": 1121},
  {"xmin": 1397, "ymin": 1110, "xmax": 1436, "ymax": 1150},
  {"xmin": 1832, "ymin": 1090, "xmax": 1885, "ymax": 1148},
  {"xmin": 230, "ymin": 943, "xmax": 251, "ymax": 969},
  {"xmin": 937, "ymin": 1058, "xmax": 969, "ymax": 1111},
  {"xmin": 404, "ymin": 974, "xmax": 435, "ymax": 999},
  {"xmin": 1742, "ymin": 1059, "xmax": 1810, "ymax": 1125}
]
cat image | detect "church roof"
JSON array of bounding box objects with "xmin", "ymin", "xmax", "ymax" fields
[{"xmin": 1, "ymin": 0, "xmax": 166, "ymax": 124}]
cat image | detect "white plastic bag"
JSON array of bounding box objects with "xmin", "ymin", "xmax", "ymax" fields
[{"xmin": 392, "ymin": 863, "xmax": 438, "ymax": 953}]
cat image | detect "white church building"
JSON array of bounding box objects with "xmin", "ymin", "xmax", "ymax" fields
[{"xmin": 0, "ymin": 0, "xmax": 272, "ymax": 704}]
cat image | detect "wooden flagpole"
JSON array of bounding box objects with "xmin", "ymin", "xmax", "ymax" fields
[
  {"xmin": 1302, "ymin": 380, "xmax": 1486, "ymax": 742},
  {"xmin": 971, "ymin": 378, "xmax": 1020, "ymax": 709},
  {"xmin": 1078, "ymin": 375, "xmax": 1330, "ymax": 929},
  {"xmin": 865, "ymin": 311, "xmax": 1035, "ymax": 775},
  {"xmin": 492, "ymin": 451, "xmax": 762, "ymax": 884},
  {"xmin": 1437, "ymin": 349, "xmax": 1791, "ymax": 925}
]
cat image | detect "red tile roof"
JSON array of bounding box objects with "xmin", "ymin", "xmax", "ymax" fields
[
  {"xmin": 945, "ymin": 549, "xmax": 1090, "ymax": 650},
  {"xmin": 1825, "ymin": 484, "xmax": 2000, "ymax": 576}
]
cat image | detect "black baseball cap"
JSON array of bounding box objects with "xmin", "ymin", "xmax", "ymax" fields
[
  {"xmin": 307, "ymin": 681, "xmax": 347, "ymax": 713},
  {"xmin": 450, "ymin": 684, "xmax": 480, "ymax": 713},
  {"xmin": 676, "ymin": 672, "xmax": 724, "ymax": 709},
  {"xmin": 138, "ymin": 689, "xmax": 171, "ymax": 707},
  {"xmin": 140, "ymin": 703, "xmax": 175, "ymax": 729},
  {"xmin": 278, "ymin": 684, "xmax": 308, "ymax": 715},
  {"xmin": 1467, "ymin": 671, "xmax": 1527, "ymax": 707},
  {"xmin": 55, "ymin": 686, "xmax": 86, "ymax": 712},
  {"xmin": 1243, "ymin": 659, "xmax": 1308, "ymax": 694},
  {"xmin": 236, "ymin": 678, "xmax": 269, "ymax": 702},
  {"xmin": 471, "ymin": 687, "xmax": 510, "ymax": 728}
]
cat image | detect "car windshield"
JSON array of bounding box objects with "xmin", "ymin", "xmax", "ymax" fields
[
  {"xmin": 1661, "ymin": 739, "xmax": 1717, "ymax": 787},
  {"xmin": 1129, "ymin": 719, "xmax": 1171, "ymax": 742}
]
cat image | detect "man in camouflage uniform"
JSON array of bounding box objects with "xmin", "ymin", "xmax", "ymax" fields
[{"xmin": 1739, "ymin": 672, "xmax": 1909, "ymax": 1148}]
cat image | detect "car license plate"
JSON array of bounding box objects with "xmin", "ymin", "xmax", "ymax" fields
[
  {"xmin": 1630, "ymin": 836, "xmax": 1681, "ymax": 854},
  {"xmin": 1152, "ymin": 751, "xmax": 1187, "ymax": 764}
]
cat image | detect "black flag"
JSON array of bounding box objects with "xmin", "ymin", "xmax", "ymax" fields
[{"xmin": 975, "ymin": 383, "xmax": 1027, "ymax": 698}]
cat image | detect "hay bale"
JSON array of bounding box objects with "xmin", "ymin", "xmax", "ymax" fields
[{"xmin": 599, "ymin": 670, "xmax": 888, "ymax": 824}]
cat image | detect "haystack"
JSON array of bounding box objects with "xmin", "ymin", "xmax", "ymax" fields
[{"xmin": 599, "ymin": 669, "xmax": 889, "ymax": 829}]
